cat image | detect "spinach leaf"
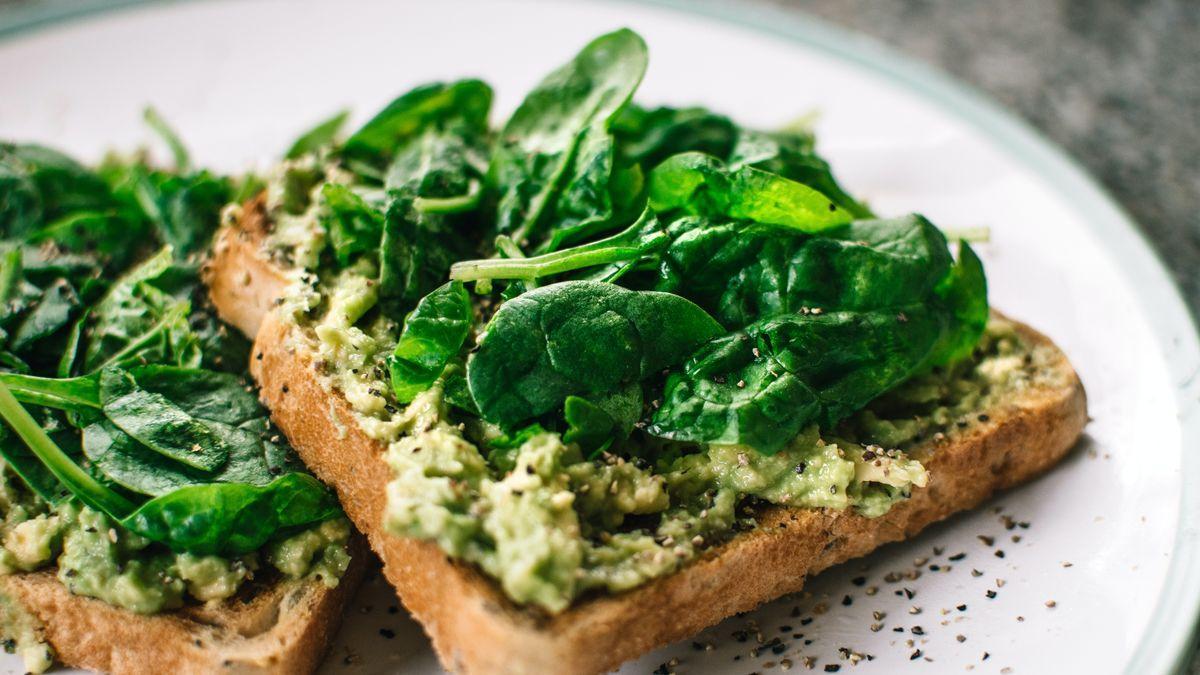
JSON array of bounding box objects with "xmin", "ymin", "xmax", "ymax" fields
[
  {"xmin": 130, "ymin": 168, "xmax": 231, "ymax": 258},
  {"xmin": 467, "ymin": 280, "xmax": 722, "ymax": 427},
  {"xmin": 729, "ymin": 127, "xmax": 872, "ymax": 219},
  {"xmin": 384, "ymin": 125, "xmax": 488, "ymax": 209},
  {"xmin": 647, "ymin": 152, "xmax": 851, "ymax": 232},
  {"xmin": 930, "ymin": 241, "xmax": 988, "ymax": 365},
  {"xmin": 650, "ymin": 214, "xmax": 955, "ymax": 328},
  {"xmin": 286, "ymin": 109, "xmax": 350, "ymax": 159},
  {"xmin": 388, "ymin": 281, "xmax": 472, "ymax": 403},
  {"xmin": 99, "ymin": 367, "xmax": 230, "ymax": 472},
  {"xmin": 612, "ymin": 104, "xmax": 737, "ymax": 170},
  {"xmin": 563, "ymin": 383, "xmax": 642, "ymax": 453},
  {"xmin": 320, "ymin": 183, "xmax": 385, "ymax": 267},
  {"xmin": 342, "ymin": 80, "xmax": 492, "ymax": 175},
  {"xmin": 489, "ymin": 29, "xmax": 648, "ymax": 250},
  {"xmin": 122, "ymin": 473, "xmax": 341, "ymax": 555},
  {"xmin": 649, "ymin": 305, "xmax": 948, "ymax": 453},
  {"xmin": 0, "ymin": 143, "xmax": 115, "ymax": 240},
  {"xmin": 81, "ymin": 248, "xmax": 199, "ymax": 372}
]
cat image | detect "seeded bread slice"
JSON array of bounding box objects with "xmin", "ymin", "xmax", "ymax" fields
[
  {"xmin": 207, "ymin": 197, "xmax": 1088, "ymax": 675},
  {"xmin": 0, "ymin": 536, "xmax": 366, "ymax": 675}
]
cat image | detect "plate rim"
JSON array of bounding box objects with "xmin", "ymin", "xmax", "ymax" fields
[{"xmin": 1, "ymin": 0, "xmax": 1198, "ymax": 672}]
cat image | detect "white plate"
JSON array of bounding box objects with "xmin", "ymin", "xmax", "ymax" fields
[{"xmin": 2, "ymin": 1, "xmax": 1198, "ymax": 673}]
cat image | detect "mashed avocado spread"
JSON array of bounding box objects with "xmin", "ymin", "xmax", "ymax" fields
[
  {"xmin": 0, "ymin": 457, "xmax": 351, "ymax": 672},
  {"xmin": 262, "ymin": 165, "xmax": 1055, "ymax": 612}
]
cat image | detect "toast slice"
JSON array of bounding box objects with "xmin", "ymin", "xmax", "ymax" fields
[
  {"xmin": 207, "ymin": 197, "xmax": 1088, "ymax": 675},
  {"xmin": 0, "ymin": 535, "xmax": 367, "ymax": 674}
]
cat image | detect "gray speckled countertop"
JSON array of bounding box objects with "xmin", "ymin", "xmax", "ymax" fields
[
  {"xmin": 770, "ymin": 2, "xmax": 1200, "ymax": 670},
  {"xmin": 770, "ymin": 0, "xmax": 1200, "ymax": 319}
]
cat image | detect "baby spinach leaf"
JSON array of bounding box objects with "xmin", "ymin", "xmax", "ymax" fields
[
  {"xmin": 142, "ymin": 107, "xmax": 191, "ymax": 173},
  {"xmin": 729, "ymin": 128, "xmax": 872, "ymax": 219},
  {"xmin": 929, "ymin": 241, "xmax": 988, "ymax": 365},
  {"xmin": 320, "ymin": 183, "xmax": 385, "ymax": 267},
  {"xmin": 467, "ymin": 280, "xmax": 722, "ymax": 427},
  {"xmin": 82, "ymin": 416, "xmax": 298, "ymax": 497},
  {"xmin": 563, "ymin": 383, "xmax": 642, "ymax": 453},
  {"xmin": 10, "ymin": 278, "xmax": 80, "ymax": 352},
  {"xmin": 651, "ymin": 214, "xmax": 955, "ymax": 328},
  {"xmin": 121, "ymin": 472, "xmax": 340, "ymax": 555},
  {"xmin": 489, "ymin": 29, "xmax": 648, "ymax": 250},
  {"xmin": 384, "ymin": 125, "xmax": 488, "ymax": 207},
  {"xmin": 131, "ymin": 168, "xmax": 231, "ymax": 258},
  {"xmin": 0, "ymin": 379, "xmax": 135, "ymax": 517},
  {"xmin": 81, "ymin": 248, "xmax": 200, "ymax": 372},
  {"xmin": 286, "ymin": 109, "xmax": 350, "ymax": 159},
  {"xmin": 649, "ymin": 305, "xmax": 948, "ymax": 453},
  {"xmin": 612, "ymin": 104, "xmax": 738, "ymax": 170},
  {"xmin": 99, "ymin": 368, "xmax": 230, "ymax": 472},
  {"xmin": 0, "ymin": 143, "xmax": 115, "ymax": 240},
  {"xmin": 388, "ymin": 281, "xmax": 473, "ymax": 403},
  {"xmin": 648, "ymin": 152, "xmax": 850, "ymax": 233},
  {"xmin": 342, "ymin": 80, "xmax": 492, "ymax": 174}
]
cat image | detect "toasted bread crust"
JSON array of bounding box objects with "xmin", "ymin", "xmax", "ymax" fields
[
  {"xmin": 209, "ymin": 200, "xmax": 1088, "ymax": 674},
  {"xmin": 0, "ymin": 538, "xmax": 366, "ymax": 675}
]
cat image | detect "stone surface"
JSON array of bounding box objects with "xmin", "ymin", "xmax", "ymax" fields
[{"xmin": 769, "ymin": 0, "xmax": 1199, "ymax": 320}]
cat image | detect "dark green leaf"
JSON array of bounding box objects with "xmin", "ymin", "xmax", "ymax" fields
[
  {"xmin": 467, "ymin": 280, "xmax": 722, "ymax": 427},
  {"xmin": 121, "ymin": 473, "xmax": 340, "ymax": 555},
  {"xmin": 647, "ymin": 152, "xmax": 851, "ymax": 232},
  {"xmin": 342, "ymin": 80, "xmax": 492, "ymax": 173},
  {"xmin": 489, "ymin": 29, "xmax": 648, "ymax": 250},
  {"xmin": 389, "ymin": 282, "xmax": 473, "ymax": 403},
  {"xmin": 320, "ymin": 183, "xmax": 385, "ymax": 267},
  {"xmin": 285, "ymin": 109, "xmax": 350, "ymax": 159},
  {"xmin": 99, "ymin": 368, "xmax": 230, "ymax": 472}
]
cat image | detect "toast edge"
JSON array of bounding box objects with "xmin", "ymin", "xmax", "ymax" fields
[{"xmin": 0, "ymin": 536, "xmax": 367, "ymax": 675}]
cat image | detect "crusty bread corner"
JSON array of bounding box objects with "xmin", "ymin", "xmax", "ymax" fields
[
  {"xmin": 0, "ymin": 537, "xmax": 367, "ymax": 675},
  {"xmin": 208, "ymin": 197, "xmax": 1088, "ymax": 675}
]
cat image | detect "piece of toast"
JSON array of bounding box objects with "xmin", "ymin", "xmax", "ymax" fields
[
  {"xmin": 0, "ymin": 537, "xmax": 367, "ymax": 675},
  {"xmin": 207, "ymin": 197, "xmax": 1088, "ymax": 675}
]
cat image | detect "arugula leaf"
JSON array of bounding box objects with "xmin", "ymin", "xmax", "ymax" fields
[
  {"xmin": 489, "ymin": 29, "xmax": 648, "ymax": 250},
  {"xmin": 285, "ymin": 109, "xmax": 350, "ymax": 159},
  {"xmin": 467, "ymin": 280, "xmax": 722, "ymax": 427},
  {"xmin": 388, "ymin": 281, "xmax": 472, "ymax": 403}
]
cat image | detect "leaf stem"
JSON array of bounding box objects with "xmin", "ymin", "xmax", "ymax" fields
[
  {"xmin": 0, "ymin": 373, "xmax": 101, "ymax": 411},
  {"xmin": 0, "ymin": 380, "xmax": 133, "ymax": 515}
]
